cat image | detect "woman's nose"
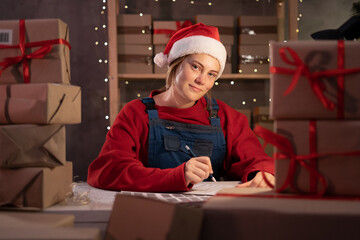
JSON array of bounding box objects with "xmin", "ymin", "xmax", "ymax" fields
[{"xmin": 195, "ymin": 73, "xmax": 205, "ymax": 85}]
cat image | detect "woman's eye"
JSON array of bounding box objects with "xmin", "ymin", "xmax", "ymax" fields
[
  {"xmin": 208, "ymin": 72, "xmax": 216, "ymax": 78},
  {"xmin": 192, "ymin": 65, "xmax": 199, "ymax": 70}
]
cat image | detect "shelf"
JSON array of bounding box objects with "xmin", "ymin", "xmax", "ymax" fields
[{"xmin": 118, "ymin": 73, "xmax": 270, "ymax": 80}]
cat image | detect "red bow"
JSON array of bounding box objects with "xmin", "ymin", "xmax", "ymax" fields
[
  {"xmin": 0, "ymin": 19, "xmax": 71, "ymax": 83},
  {"xmin": 270, "ymin": 41, "xmax": 360, "ymax": 119},
  {"xmin": 153, "ymin": 20, "xmax": 193, "ymax": 37}
]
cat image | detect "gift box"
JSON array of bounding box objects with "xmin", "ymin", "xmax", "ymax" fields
[
  {"xmin": 238, "ymin": 45, "xmax": 269, "ymax": 74},
  {"xmin": 0, "ymin": 83, "xmax": 81, "ymax": 124},
  {"xmin": 0, "ymin": 161, "xmax": 72, "ymax": 209},
  {"xmin": 0, "ymin": 228, "xmax": 101, "ymax": 240},
  {"xmin": 270, "ymin": 40, "xmax": 360, "ymax": 120},
  {"xmin": 202, "ymin": 191, "xmax": 360, "ymax": 240},
  {"xmin": 253, "ymin": 106, "xmax": 273, "ymax": 157},
  {"xmin": 153, "ymin": 20, "xmax": 193, "ymax": 45},
  {"xmin": 0, "ymin": 124, "xmax": 66, "ymax": 168},
  {"xmin": 106, "ymin": 194, "xmax": 203, "ymax": 240},
  {"xmin": 0, "ymin": 212, "xmax": 74, "ymax": 228},
  {"xmin": 0, "ymin": 212, "xmax": 102, "ymax": 240},
  {"xmin": 0, "ymin": 19, "xmax": 71, "ymax": 84},
  {"xmin": 195, "ymin": 15, "xmax": 234, "ymax": 45},
  {"xmin": 253, "ymin": 106, "xmax": 273, "ymax": 130},
  {"xmin": 273, "ymin": 120, "xmax": 360, "ymax": 196},
  {"xmin": 117, "ymin": 14, "xmax": 152, "ymax": 44},
  {"xmin": 118, "ymin": 44, "xmax": 153, "ymax": 74},
  {"xmin": 238, "ymin": 16, "xmax": 278, "ymax": 45}
]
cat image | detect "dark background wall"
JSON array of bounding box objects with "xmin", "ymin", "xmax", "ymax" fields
[
  {"xmin": 0, "ymin": 0, "xmax": 356, "ymax": 182},
  {"xmin": 0, "ymin": 0, "xmax": 109, "ymax": 181}
]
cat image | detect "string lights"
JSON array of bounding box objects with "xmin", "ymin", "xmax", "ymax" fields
[
  {"xmin": 94, "ymin": 0, "xmax": 110, "ymax": 130},
  {"xmin": 117, "ymin": 0, "xmax": 277, "ymax": 110}
]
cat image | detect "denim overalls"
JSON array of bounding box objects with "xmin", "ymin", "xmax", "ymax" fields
[{"xmin": 142, "ymin": 97, "xmax": 226, "ymax": 180}]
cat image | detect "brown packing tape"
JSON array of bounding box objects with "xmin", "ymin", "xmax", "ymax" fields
[
  {"xmin": 0, "ymin": 124, "xmax": 66, "ymax": 168},
  {"xmin": 118, "ymin": 54, "xmax": 152, "ymax": 64},
  {"xmin": 0, "ymin": 83, "xmax": 81, "ymax": 124},
  {"xmin": 117, "ymin": 26, "xmax": 151, "ymax": 34},
  {"xmin": 217, "ymin": 26, "xmax": 234, "ymax": 35},
  {"xmin": 0, "ymin": 161, "xmax": 73, "ymax": 209},
  {"xmin": 0, "ymin": 19, "xmax": 71, "ymax": 84}
]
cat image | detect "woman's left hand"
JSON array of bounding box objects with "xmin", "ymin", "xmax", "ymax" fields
[{"xmin": 236, "ymin": 172, "xmax": 275, "ymax": 189}]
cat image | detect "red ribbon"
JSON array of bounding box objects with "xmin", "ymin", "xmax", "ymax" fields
[
  {"xmin": 270, "ymin": 41, "xmax": 360, "ymax": 119},
  {"xmin": 0, "ymin": 19, "xmax": 71, "ymax": 83},
  {"xmin": 254, "ymin": 125, "xmax": 360, "ymax": 196},
  {"xmin": 153, "ymin": 20, "xmax": 192, "ymax": 37}
]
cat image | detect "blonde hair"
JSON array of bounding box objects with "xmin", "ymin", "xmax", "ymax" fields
[{"xmin": 159, "ymin": 55, "xmax": 214, "ymax": 114}]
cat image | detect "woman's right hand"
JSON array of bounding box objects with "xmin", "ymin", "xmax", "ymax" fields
[{"xmin": 184, "ymin": 156, "xmax": 213, "ymax": 186}]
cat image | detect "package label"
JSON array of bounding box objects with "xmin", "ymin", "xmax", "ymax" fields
[{"xmin": 0, "ymin": 29, "xmax": 13, "ymax": 45}]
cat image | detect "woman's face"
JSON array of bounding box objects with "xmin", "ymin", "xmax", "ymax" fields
[{"xmin": 170, "ymin": 53, "xmax": 220, "ymax": 107}]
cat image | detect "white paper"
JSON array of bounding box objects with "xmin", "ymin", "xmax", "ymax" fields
[{"xmin": 182, "ymin": 181, "xmax": 241, "ymax": 195}]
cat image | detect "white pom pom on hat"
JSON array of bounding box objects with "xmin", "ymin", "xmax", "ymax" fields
[
  {"xmin": 153, "ymin": 52, "xmax": 168, "ymax": 68},
  {"xmin": 153, "ymin": 23, "xmax": 227, "ymax": 79}
]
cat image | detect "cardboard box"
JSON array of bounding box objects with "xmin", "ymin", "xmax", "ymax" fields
[
  {"xmin": 274, "ymin": 120, "xmax": 360, "ymax": 196},
  {"xmin": 238, "ymin": 45, "xmax": 269, "ymax": 74},
  {"xmin": 0, "ymin": 19, "xmax": 71, "ymax": 84},
  {"xmin": 0, "ymin": 124, "xmax": 66, "ymax": 168},
  {"xmin": 253, "ymin": 106, "xmax": 273, "ymax": 157},
  {"xmin": 253, "ymin": 106, "xmax": 273, "ymax": 130},
  {"xmin": 106, "ymin": 194, "xmax": 203, "ymax": 240},
  {"xmin": 270, "ymin": 40, "xmax": 360, "ymax": 119},
  {"xmin": 195, "ymin": 15, "xmax": 234, "ymax": 45},
  {"xmin": 202, "ymin": 189, "xmax": 360, "ymax": 240},
  {"xmin": 0, "ymin": 83, "xmax": 81, "ymax": 124},
  {"xmin": 118, "ymin": 44, "xmax": 153, "ymax": 73},
  {"xmin": 238, "ymin": 16, "xmax": 278, "ymax": 45},
  {"xmin": 0, "ymin": 212, "xmax": 74, "ymax": 228},
  {"xmin": 117, "ymin": 14, "xmax": 152, "ymax": 44},
  {"xmin": 153, "ymin": 20, "xmax": 193, "ymax": 45},
  {"xmin": 0, "ymin": 227, "xmax": 101, "ymax": 240},
  {"xmin": 0, "ymin": 161, "xmax": 72, "ymax": 209}
]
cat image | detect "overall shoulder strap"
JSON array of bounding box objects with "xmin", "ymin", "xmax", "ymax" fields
[
  {"xmin": 207, "ymin": 98, "xmax": 221, "ymax": 127},
  {"xmin": 141, "ymin": 97, "xmax": 159, "ymax": 119}
]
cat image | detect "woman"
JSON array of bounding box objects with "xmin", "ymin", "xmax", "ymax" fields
[{"xmin": 87, "ymin": 23, "xmax": 275, "ymax": 192}]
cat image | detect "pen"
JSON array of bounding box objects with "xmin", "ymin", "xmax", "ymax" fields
[{"xmin": 185, "ymin": 145, "xmax": 217, "ymax": 182}]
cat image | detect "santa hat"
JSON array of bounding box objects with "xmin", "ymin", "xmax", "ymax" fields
[{"xmin": 154, "ymin": 23, "xmax": 227, "ymax": 79}]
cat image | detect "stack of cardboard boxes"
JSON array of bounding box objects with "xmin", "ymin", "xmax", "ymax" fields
[
  {"xmin": 0, "ymin": 19, "xmax": 81, "ymax": 209},
  {"xmin": 116, "ymin": 14, "xmax": 279, "ymax": 76},
  {"xmin": 268, "ymin": 40, "xmax": 360, "ymax": 196},
  {"xmin": 117, "ymin": 14, "xmax": 153, "ymax": 74},
  {"xmin": 237, "ymin": 16, "xmax": 278, "ymax": 74}
]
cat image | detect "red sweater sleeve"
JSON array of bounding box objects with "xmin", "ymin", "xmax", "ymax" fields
[
  {"xmin": 87, "ymin": 100, "xmax": 191, "ymax": 192},
  {"xmin": 218, "ymin": 102, "xmax": 275, "ymax": 182}
]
